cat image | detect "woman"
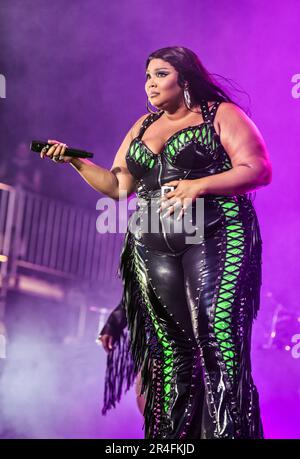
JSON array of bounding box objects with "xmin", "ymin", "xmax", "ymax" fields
[{"xmin": 41, "ymin": 46, "xmax": 272, "ymax": 439}]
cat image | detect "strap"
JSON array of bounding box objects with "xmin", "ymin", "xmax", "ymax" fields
[
  {"xmin": 136, "ymin": 111, "xmax": 163, "ymax": 139},
  {"xmin": 200, "ymin": 100, "xmax": 222, "ymax": 124},
  {"xmin": 137, "ymin": 101, "xmax": 221, "ymax": 139}
]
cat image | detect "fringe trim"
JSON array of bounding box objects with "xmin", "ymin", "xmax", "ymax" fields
[
  {"xmin": 238, "ymin": 194, "xmax": 263, "ymax": 322},
  {"xmin": 101, "ymin": 231, "xmax": 140, "ymax": 415},
  {"xmin": 101, "ymin": 326, "xmax": 137, "ymax": 415},
  {"xmin": 235, "ymin": 200, "xmax": 264, "ymax": 438},
  {"xmin": 248, "ymin": 206, "xmax": 263, "ymax": 321}
]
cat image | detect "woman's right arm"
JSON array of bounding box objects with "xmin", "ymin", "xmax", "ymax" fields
[{"xmin": 42, "ymin": 113, "xmax": 148, "ymax": 200}]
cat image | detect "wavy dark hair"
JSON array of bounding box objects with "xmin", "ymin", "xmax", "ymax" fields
[
  {"xmin": 146, "ymin": 46, "xmax": 251, "ymax": 115},
  {"xmin": 146, "ymin": 46, "xmax": 255, "ymax": 202}
]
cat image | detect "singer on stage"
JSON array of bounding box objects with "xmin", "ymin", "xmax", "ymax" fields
[{"xmin": 41, "ymin": 46, "xmax": 272, "ymax": 439}]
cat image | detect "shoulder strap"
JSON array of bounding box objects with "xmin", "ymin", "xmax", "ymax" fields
[
  {"xmin": 200, "ymin": 100, "xmax": 222, "ymax": 124},
  {"xmin": 136, "ymin": 111, "xmax": 163, "ymax": 139}
]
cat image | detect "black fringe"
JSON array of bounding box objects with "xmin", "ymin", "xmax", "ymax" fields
[
  {"xmin": 111, "ymin": 230, "xmax": 172, "ymax": 438},
  {"xmin": 238, "ymin": 194, "xmax": 263, "ymax": 322},
  {"xmin": 101, "ymin": 231, "xmax": 140, "ymax": 415},
  {"xmin": 235, "ymin": 199, "xmax": 264, "ymax": 438},
  {"xmin": 235, "ymin": 271, "xmax": 264, "ymax": 438},
  {"xmin": 248, "ymin": 209, "xmax": 263, "ymax": 322},
  {"xmin": 101, "ymin": 326, "xmax": 136, "ymax": 415}
]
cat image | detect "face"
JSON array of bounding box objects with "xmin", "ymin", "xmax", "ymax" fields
[{"xmin": 145, "ymin": 58, "xmax": 186, "ymax": 111}]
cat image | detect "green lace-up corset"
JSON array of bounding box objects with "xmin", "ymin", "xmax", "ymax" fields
[{"xmin": 125, "ymin": 100, "xmax": 232, "ymax": 190}]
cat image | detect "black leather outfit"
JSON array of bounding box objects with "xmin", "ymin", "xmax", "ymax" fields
[{"xmin": 101, "ymin": 100, "xmax": 264, "ymax": 439}]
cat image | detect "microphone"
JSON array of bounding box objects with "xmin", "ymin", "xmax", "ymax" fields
[{"xmin": 30, "ymin": 140, "xmax": 94, "ymax": 158}]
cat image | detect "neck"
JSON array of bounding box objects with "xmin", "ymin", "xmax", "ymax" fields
[{"xmin": 161, "ymin": 101, "xmax": 201, "ymax": 121}]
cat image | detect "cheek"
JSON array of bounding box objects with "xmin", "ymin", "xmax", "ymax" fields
[{"xmin": 162, "ymin": 78, "xmax": 181, "ymax": 93}]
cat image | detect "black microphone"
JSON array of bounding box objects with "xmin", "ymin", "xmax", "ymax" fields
[{"xmin": 30, "ymin": 140, "xmax": 94, "ymax": 158}]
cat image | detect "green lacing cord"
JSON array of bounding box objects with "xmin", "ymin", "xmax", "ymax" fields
[
  {"xmin": 213, "ymin": 198, "xmax": 245, "ymax": 379},
  {"xmin": 133, "ymin": 246, "xmax": 174, "ymax": 414},
  {"xmin": 165, "ymin": 124, "xmax": 219, "ymax": 162},
  {"xmin": 128, "ymin": 141, "xmax": 155, "ymax": 169}
]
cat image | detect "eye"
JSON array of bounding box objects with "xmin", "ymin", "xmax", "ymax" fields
[{"xmin": 145, "ymin": 72, "xmax": 168, "ymax": 80}]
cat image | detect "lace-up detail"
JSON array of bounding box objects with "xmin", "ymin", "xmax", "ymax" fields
[
  {"xmin": 213, "ymin": 198, "xmax": 246, "ymax": 379},
  {"xmin": 126, "ymin": 100, "xmax": 230, "ymax": 174},
  {"xmin": 164, "ymin": 123, "xmax": 220, "ymax": 163},
  {"xmin": 127, "ymin": 140, "xmax": 156, "ymax": 169}
]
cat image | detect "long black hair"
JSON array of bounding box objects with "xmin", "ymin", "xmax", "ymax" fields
[
  {"xmin": 146, "ymin": 46, "xmax": 255, "ymax": 202},
  {"xmin": 146, "ymin": 46, "xmax": 250, "ymax": 115}
]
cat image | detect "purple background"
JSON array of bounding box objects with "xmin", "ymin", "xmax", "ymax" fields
[{"xmin": 0, "ymin": 0, "xmax": 299, "ymax": 439}]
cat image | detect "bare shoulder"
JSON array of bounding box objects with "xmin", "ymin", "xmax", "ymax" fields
[
  {"xmin": 215, "ymin": 101, "xmax": 263, "ymax": 136},
  {"xmin": 129, "ymin": 113, "xmax": 150, "ymax": 139},
  {"xmin": 215, "ymin": 101, "xmax": 251, "ymax": 125},
  {"xmin": 215, "ymin": 101, "xmax": 267, "ymax": 152}
]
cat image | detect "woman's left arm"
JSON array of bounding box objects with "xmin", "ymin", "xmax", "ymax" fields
[{"xmin": 197, "ymin": 102, "xmax": 272, "ymax": 195}]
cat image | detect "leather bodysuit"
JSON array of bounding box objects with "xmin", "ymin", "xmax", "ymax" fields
[{"xmin": 101, "ymin": 99, "xmax": 264, "ymax": 439}]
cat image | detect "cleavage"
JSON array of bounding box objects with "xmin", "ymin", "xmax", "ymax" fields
[{"xmin": 140, "ymin": 113, "xmax": 207, "ymax": 156}]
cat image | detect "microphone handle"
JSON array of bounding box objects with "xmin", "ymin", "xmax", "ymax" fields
[{"xmin": 30, "ymin": 140, "xmax": 94, "ymax": 158}]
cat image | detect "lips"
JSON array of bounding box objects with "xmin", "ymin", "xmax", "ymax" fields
[{"xmin": 149, "ymin": 93, "xmax": 159, "ymax": 97}]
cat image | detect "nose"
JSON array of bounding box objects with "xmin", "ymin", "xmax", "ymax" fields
[
  {"xmin": 147, "ymin": 81, "xmax": 157, "ymax": 92},
  {"xmin": 146, "ymin": 75, "xmax": 156, "ymax": 87}
]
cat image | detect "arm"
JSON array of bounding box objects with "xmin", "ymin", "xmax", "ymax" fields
[
  {"xmin": 69, "ymin": 114, "xmax": 149, "ymax": 200},
  {"xmin": 98, "ymin": 297, "xmax": 127, "ymax": 339},
  {"xmin": 97, "ymin": 296, "xmax": 128, "ymax": 352},
  {"xmin": 197, "ymin": 102, "xmax": 272, "ymax": 196}
]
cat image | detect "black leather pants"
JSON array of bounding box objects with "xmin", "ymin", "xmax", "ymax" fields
[{"xmin": 102, "ymin": 195, "xmax": 264, "ymax": 439}]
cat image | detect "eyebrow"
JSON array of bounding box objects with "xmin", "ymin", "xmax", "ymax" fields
[{"xmin": 145, "ymin": 67, "xmax": 170, "ymax": 73}]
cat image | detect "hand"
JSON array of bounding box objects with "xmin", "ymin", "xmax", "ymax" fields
[
  {"xmin": 158, "ymin": 179, "xmax": 206, "ymax": 220},
  {"xmin": 96, "ymin": 333, "xmax": 114, "ymax": 353},
  {"xmin": 40, "ymin": 139, "xmax": 73, "ymax": 163}
]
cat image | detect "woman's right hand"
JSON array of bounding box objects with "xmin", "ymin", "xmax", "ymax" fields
[
  {"xmin": 40, "ymin": 139, "xmax": 74, "ymax": 163},
  {"xmin": 96, "ymin": 333, "xmax": 115, "ymax": 353}
]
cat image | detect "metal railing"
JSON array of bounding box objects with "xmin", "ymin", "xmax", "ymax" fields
[{"xmin": 0, "ymin": 182, "xmax": 124, "ymax": 291}]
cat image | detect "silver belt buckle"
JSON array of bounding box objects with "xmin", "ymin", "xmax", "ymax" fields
[{"xmin": 161, "ymin": 185, "xmax": 175, "ymax": 197}]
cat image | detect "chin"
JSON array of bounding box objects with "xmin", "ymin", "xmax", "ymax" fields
[{"xmin": 153, "ymin": 102, "xmax": 164, "ymax": 110}]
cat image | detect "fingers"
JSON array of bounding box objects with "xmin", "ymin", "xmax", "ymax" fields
[
  {"xmin": 176, "ymin": 205, "xmax": 187, "ymax": 221},
  {"xmin": 108, "ymin": 336, "xmax": 114, "ymax": 350},
  {"xmin": 163, "ymin": 201, "xmax": 182, "ymax": 218},
  {"xmin": 96, "ymin": 334, "xmax": 114, "ymax": 353},
  {"xmin": 159, "ymin": 191, "xmax": 175, "ymax": 204},
  {"xmin": 159, "ymin": 197, "xmax": 181, "ymax": 215},
  {"xmin": 40, "ymin": 140, "xmax": 68, "ymax": 162},
  {"xmin": 60, "ymin": 143, "xmax": 67, "ymax": 159},
  {"xmin": 157, "ymin": 197, "xmax": 176, "ymax": 214},
  {"xmin": 161, "ymin": 199, "xmax": 188, "ymax": 219}
]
